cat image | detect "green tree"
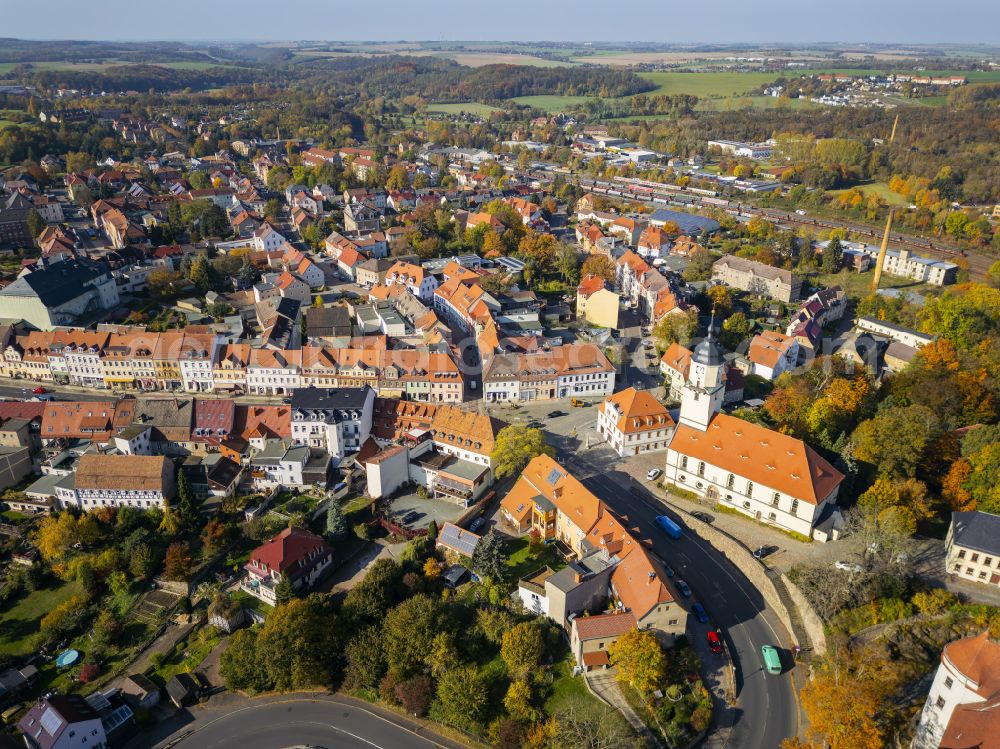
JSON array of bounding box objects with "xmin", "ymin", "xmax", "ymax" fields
[
  {"xmin": 720, "ymin": 311, "xmax": 754, "ymax": 349},
  {"xmin": 176, "ymin": 468, "xmax": 202, "ymax": 532},
  {"xmin": 652, "ymin": 308, "xmax": 699, "ymax": 351},
  {"xmin": 471, "ymin": 529, "xmax": 508, "ymax": 581},
  {"xmin": 490, "ymin": 425, "xmax": 554, "ymax": 480},
  {"xmin": 383, "ymin": 594, "xmax": 449, "ymax": 676},
  {"xmin": 274, "ymin": 573, "xmax": 296, "ymax": 606},
  {"xmin": 253, "ymin": 594, "xmax": 341, "ymax": 691},
  {"xmin": 344, "ymin": 625, "xmax": 388, "ymax": 691},
  {"xmin": 852, "ymin": 405, "xmax": 940, "ymax": 478},
  {"xmin": 435, "ymin": 666, "xmax": 487, "ymax": 730},
  {"xmin": 220, "ymin": 628, "xmax": 268, "ymax": 693},
  {"xmin": 500, "ymin": 621, "xmax": 544, "ymax": 680},
  {"xmin": 326, "ymin": 502, "xmax": 347, "ymax": 540},
  {"xmin": 342, "ymin": 558, "xmax": 402, "ymax": 625},
  {"xmin": 386, "ymin": 164, "xmax": 410, "ymax": 191},
  {"xmin": 129, "ymin": 545, "xmax": 155, "ymax": 580},
  {"xmin": 26, "ymin": 209, "xmax": 45, "ymax": 238},
  {"xmin": 821, "ymin": 238, "xmax": 843, "ymax": 273},
  {"xmin": 988, "ymin": 260, "xmax": 1000, "ymax": 289},
  {"xmin": 188, "ymin": 254, "xmax": 213, "ymax": 294}
]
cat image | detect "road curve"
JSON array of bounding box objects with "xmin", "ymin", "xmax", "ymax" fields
[
  {"xmin": 169, "ymin": 698, "xmax": 447, "ymax": 749},
  {"xmin": 570, "ymin": 462, "xmax": 799, "ymax": 749}
]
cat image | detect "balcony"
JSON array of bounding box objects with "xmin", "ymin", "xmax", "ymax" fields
[{"xmin": 432, "ymin": 476, "xmax": 473, "ymax": 501}]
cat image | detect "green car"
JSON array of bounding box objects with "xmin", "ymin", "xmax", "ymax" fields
[{"xmin": 762, "ymin": 645, "xmax": 782, "ymax": 675}]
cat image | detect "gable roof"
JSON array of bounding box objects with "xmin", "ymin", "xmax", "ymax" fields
[
  {"xmin": 669, "ymin": 413, "xmax": 843, "ymax": 504},
  {"xmin": 436, "ymin": 522, "xmax": 481, "ymax": 557},
  {"xmin": 74, "ymin": 454, "xmax": 171, "ymax": 493},
  {"xmin": 950, "ymin": 511, "xmax": 1000, "ymax": 556},
  {"xmin": 250, "ymin": 527, "xmax": 330, "ymax": 580},
  {"xmin": 600, "ymin": 387, "xmax": 674, "ymax": 434},
  {"xmin": 573, "ymin": 611, "xmax": 638, "ymax": 640}
]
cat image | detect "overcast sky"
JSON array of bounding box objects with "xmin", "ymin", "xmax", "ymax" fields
[{"xmin": 5, "ymin": 0, "xmax": 1000, "ymax": 44}]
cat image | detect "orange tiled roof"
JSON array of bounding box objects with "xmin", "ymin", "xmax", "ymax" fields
[
  {"xmin": 600, "ymin": 387, "xmax": 674, "ymax": 434},
  {"xmin": 669, "ymin": 413, "xmax": 844, "ymax": 504}
]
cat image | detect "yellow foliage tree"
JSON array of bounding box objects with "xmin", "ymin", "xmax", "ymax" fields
[{"xmin": 609, "ymin": 628, "xmax": 667, "ymax": 696}]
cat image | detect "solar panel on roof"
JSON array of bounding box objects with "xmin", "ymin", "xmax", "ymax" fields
[
  {"xmin": 40, "ymin": 708, "xmax": 63, "ymax": 735},
  {"xmin": 546, "ymin": 468, "xmax": 563, "ymax": 486}
]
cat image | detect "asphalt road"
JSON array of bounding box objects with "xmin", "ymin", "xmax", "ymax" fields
[
  {"xmin": 557, "ymin": 453, "xmax": 798, "ymax": 749},
  {"xmin": 168, "ymin": 699, "xmax": 447, "ymax": 749}
]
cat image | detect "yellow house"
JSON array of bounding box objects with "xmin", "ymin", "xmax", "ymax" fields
[{"xmin": 576, "ymin": 275, "xmax": 619, "ymax": 330}]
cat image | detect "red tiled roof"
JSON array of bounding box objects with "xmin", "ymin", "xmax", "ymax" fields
[{"xmin": 574, "ymin": 611, "xmax": 637, "ymax": 640}]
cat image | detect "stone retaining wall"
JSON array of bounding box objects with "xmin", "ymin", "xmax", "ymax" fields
[{"xmin": 669, "ymin": 502, "xmax": 827, "ymax": 656}]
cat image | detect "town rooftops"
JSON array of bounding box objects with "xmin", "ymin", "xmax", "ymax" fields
[
  {"xmin": 713, "ymin": 254, "xmax": 797, "ymax": 285},
  {"xmin": 0, "ymin": 258, "xmax": 109, "ymax": 307},
  {"xmin": 573, "ymin": 611, "xmax": 638, "ymax": 640},
  {"xmin": 748, "ymin": 330, "xmax": 796, "ymax": 369},
  {"xmin": 950, "ymin": 511, "xmax": 1000, "ymax": 556},
  {"xmin": 577, "ymin": 274, "xmax": 611, "ymax": 298},
  {"xmin": 600, "ymin": 387, "xmax": 674, "ymax": 433},
  {"xmin": 19, "ymin": 694, "xmax": 100, "ymax": 749}
]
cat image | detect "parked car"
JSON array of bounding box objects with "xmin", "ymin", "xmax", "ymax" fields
[
  {"xmin": 676, "ymin": 579, "xmax": 692, "ymax": 597},
  {"xmin": 663, "ymin": 565, "xmax": 675, "ymax": 578},
  {"xmin": 547, "ymin": 410, "xmax": 567, "ymax": 418},
  {"xmin": 31, "ymin": 386, "xmax": 46, "ymax": 394},
  {"xmin": 646, "ymin": 468, "xmax": 661, "ymax": 481},
  {"xmin": 691, "ymin": 511, "xmax": 714, "ymax": 524},
  {"xmin": 834, "ymin": 560, "xmax": 863, "ymax": 573},
  {"xmin": 753, "ymin": 545, "xmax": 779, "ymax": 560},
  {"xmin": 706, "ymin": 630, "xmax": 723, "ymax": 654},
  {"xmin": 469, "ymin": 517, "xmax": 485, "ymax": 533},
  {"xmin": 692, "ymin": 602, "xmax": 709, "ymax": 624}
]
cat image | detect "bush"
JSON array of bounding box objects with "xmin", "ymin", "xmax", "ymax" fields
[
  {"xmin": 395, "ymin": 674, "xmax": 433, "ymax": 716},
  {"xmin": 354, "ymin": 522, "xmax": 371, "ymax": 541}
]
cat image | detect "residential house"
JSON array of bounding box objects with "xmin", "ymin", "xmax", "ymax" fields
[
  {"xmin": 946, "ymin": 510, "xmax": 1000, "ymax": 590},
  {"xmin": 384, "ymin": 261, "xmax": 438, "ymax": 302},
  {"xmin": 856, "ymin": 317, "xmax": 934, "ymax": 349},
  {"xmin": 576, "ymin": 275, "xmax": 619, "ymax": 330},
  {"xmin": 597, "ymin": 387, "xmax": 674, "ymax": 457},
  {"xmin": 290, "ymin": 386, "xmax": 375, "ymax": 459},
  {"xmin": 242, "ymin": 527, "xmax": 333, "ymax": 605},
  {"xmin": 249, "ymin": 440, "xmax": 310, "ymax": 488},
  {"xmin": 711, "ymin": 255, "xmax": 802, "ymax": 303},
  {"xmin": 56, "ymin": 454, "xmax": 175, "ymax": 511},
  {"xmin": 18, "ymin": 694, "xmax": 107, "ymax": 749},
  {"xmin": 880, "ymin": 248, "xmax": 957, "ymax": 286},
  {"xmin": 746, "ymin": 330, "xmax": 799, "ymax": 380},
  {"xmin": 660, "ymin": 342, "xmax": 742, "ymax": 405},
  {"xmin": 344, "ymin": 202, "xmax": 380, "ymax": 235}
]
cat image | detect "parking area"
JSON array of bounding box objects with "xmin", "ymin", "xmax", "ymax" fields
[{"xmin": 386, "ymin": 492, "xmax": 468, "ymax": 531}]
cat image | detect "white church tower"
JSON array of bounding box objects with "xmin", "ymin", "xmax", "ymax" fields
[{"xmin": 678, "ymin": 314, "xmax": 725, "ymax": 431}]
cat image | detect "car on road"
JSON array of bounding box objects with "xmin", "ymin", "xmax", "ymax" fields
[
  {"xmin": 663, "ymin": 565, "xmax": 675, "ymax": 578},
  {"xmin": 655, "ymin": 515, "xmax": 683, "ymax": 539},
  {"xmin": 547, "ymin": 410, "xmax": 567, "ymax": 418},
  {"xmin": 691, "ymin": 511, "xmax": 714, "ymax": 524},
  {"xmin": 692, "ymin": 602, "xmax": 709, "ymax": 624},
  {"xmin": 526, "ymin": 420, "xmax": 544, "ymax": 429},
  {"xmin": 834, "ymin": 560, "xmax": 863, "ymax": 573},
  {"xmin": 469, "ymin": 517, "xmax": 485, "ymax": 533},
  {"xmin": 762, "ymin": 645, "xmax": 783, "ymax": 675},
  {"xmin": 676, "ymin": 579, "xmax": 692, "ymax": 597},
  {"xmin": 646, "ymin": 468, "xmax": 661, "ymax": 481},
  {"xmin": 31, "ymin": 386, "xmax": 46, "ymax": 394},
  {"xmin": 707, "ymin": 630, "xmax": 723, "ymax": 654}
]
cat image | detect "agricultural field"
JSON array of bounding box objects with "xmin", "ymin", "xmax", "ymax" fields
[
  {"xmin": 792, "ymin": 67, "xmax": 1000, "ymax": 83},
  {"xmin": 415, "ymin": 51, "xmax": 576, "ymax": 68},
  {"xmin": 426, "ymin": 102, "xmax": 501, "ymax": 115},
  {"xmin": 639, "ymin": 70, "xmax": 781, "ymax": 97},
  {"xmin": 508, "ymin": 94, "xmax": 598, "ymax": 112}
]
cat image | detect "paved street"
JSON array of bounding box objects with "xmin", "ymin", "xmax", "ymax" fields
[{"xmin": 147, "ymin": 693, "xmax": 467, "ymax": 749}]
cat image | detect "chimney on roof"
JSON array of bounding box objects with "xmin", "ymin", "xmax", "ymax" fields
[{"xmin": 647, "ymin": 571, "xmax": 656, "ymax": 584}]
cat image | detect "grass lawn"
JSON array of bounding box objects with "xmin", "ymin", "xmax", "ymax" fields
[
  {"xmin": 505, "ymin": 536, "xmax": 566, "ymax": 582},
  {"xmin": 828, "ymin": 181, "xmax": 909, "ymax": 207},
  {"xmin": 543, "ymin": 657, "xmax": 593, "ymax": 712},
  {"xmin": 147, "ymin": 627, "xmax": 223, "ymax": 686},
  {"xmin": 811, "ymin": 268, "xmax": 927, "ymax": 300},
  {"xmin": 426, "ymin": 102, "xmax": 501, "ymax": 116},
  {"xmin": 0, "ymin": 580, "xmax": 84, "ymax": 656},
  {"xmin": 639, "ymin": 71, "xmax": 778, "ymax": 98}
]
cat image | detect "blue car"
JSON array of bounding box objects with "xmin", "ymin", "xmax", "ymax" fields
[
  {"xmin": 692, "ymin": 602, "xmax": 709, "ymax": 624},
  {"xmin": 676, "ymin": 579, "xmax": 692, "ymax": 597}
]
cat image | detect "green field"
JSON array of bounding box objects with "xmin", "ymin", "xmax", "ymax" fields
[
  {"xmin": 509, "ymin": 94, "xmax": 599, "ymax": 112},
  {"xmin": 0, "ymin": 580, "xmax": 84, "ymax": 656},
  {"xmin": 829, "ymin": 181, "xmax": 909, "ymax": 207},
  {"xmin": 427, "ymin": 102, "xmax": 501, "ymax": 115},
  {"xmin": 639, "ymin": 71, "xmax": 779, "ymax": 98}
]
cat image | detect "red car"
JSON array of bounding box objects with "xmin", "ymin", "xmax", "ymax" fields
[
  {"xmin": 707, "ymin": 630, "xmax": 723, "ymax": 655},
  {"xmin": 31, "ymin": 386, "xmax": 46, "ymax": 394}
]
